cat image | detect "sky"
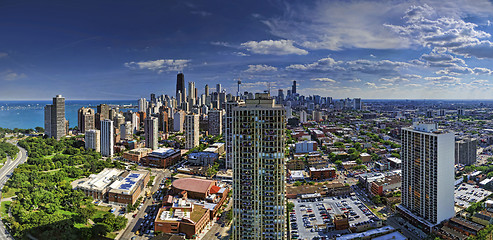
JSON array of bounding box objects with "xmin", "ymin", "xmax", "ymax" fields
[{"xmin": 2, "ymin": 0, "xmax": 493, "ymax": 100}]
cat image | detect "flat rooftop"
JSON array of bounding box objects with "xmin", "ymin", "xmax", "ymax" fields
[{"xmin": 109, "ymin": 170, "xmax": 147, "ymax": 195}]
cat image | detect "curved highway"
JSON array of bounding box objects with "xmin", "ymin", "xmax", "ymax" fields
[{"xmin": 0, "ymin": 140, "xmax": 28, "ymax": 240}]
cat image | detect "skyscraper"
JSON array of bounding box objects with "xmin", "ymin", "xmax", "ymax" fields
[
  {"xmin": 208, "ymin": 109, "xmax": 224, "ymax": 136},
  {"xmin": 455, "ymin": 138, "xmax": 477, "ymax": 165},
  {"xmin": 176, "ymin": 73, "xmax": 185, "ymax": 97},
  {"xmin": 188, "ymin": 81, "xmax": 196, "ymax": 109},
  {"xmin": 216, "ymin": 83, "xmax": 222, "ymax": 93},
  {"xmin": 224, "ymin": 100, "xmax": 245, "ymax": 169},
  {"xmin": 138, "ymin": 98, "xmax": 148, "ymax": 112},
  {"xmin": 398, "ymin": 122, "xmax": 454, "ymax": 231},
  {"xmin": 145, "ymin": 117, "xmax": 158, "ymax": 150},
  {"xmin": 232, "ymin": 93, "xmax": 286, "ymax": 240},
  {"xmin": 353, "ymin": 98, "xmax": 362, "ymax": 110},
  {"xmin": 78, "ymin": 107, "xmax": 95, "ymax": 133},
  {"xmin": 96, "ymin": 104, "xmax": 110, "ymax": 130},
  {"xmin": 44, "ymin": 95, "xmax": 66, "ymax": 140},
  {"xmin": 184, "ymin": 114, "xmax": 199, "ymax": 149},
  {"xmin": 205, "ymin": 84, "xmax": 209, "ymax": 97},
  {"xmin": 85, "ymin": 129, "xmax": 100, "ymax": 152},
  {"xmin": 173, "ymin": 111, "xmax": 185, "ymax": 132},
  {"xmin": 292, "ymin": 80, "xmax": 296, "ymax": 94},
  {"xmin": 100, "ymin": 119, "xmax": 114, "ymax": 157}
]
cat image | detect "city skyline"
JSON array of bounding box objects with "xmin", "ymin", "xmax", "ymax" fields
[{"xmin": 3, "ymin": 1, "xmax": 493, "ymax": 100}]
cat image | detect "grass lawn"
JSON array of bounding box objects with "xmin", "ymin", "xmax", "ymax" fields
[
  {"xmin": 148, "ymin": 175, "xmax": 156, "ymax": 187},
  {"xmin": 106, "ymin": 232, "xmax": 117, "ymax": 239},
  {"xmin": 74, "ymin": 223, "xmax": 91, "ymax": 229},
  {"xmin": 55, "ymin": 209, "xmax": 77, "ymax": 216},
  {"xmin": 1, "ymin": 187, "xmax": 19, "ymax": 199},
  {"xmin": 0, "ymin": 201, "xmax": 11, "ymax": 218}
]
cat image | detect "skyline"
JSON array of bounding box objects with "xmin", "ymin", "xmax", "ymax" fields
[{"xmin": 3, "ymin": 1, "xmax": 493, "ymax": 99}]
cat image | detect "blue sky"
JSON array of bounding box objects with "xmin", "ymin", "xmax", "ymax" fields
[{"xmin": 2, "ymin": 0, "xmax": 493, "ymax": 100}]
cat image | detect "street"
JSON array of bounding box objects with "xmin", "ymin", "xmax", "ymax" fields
[
  {"xmin": 118, "ymin": 170, "xmax": 165, "ymax": 240},
  {"xmin": 0, "ymin": 141, "xmax": 28, "ymax": 240}
]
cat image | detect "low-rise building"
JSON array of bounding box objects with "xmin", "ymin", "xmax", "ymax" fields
[
  {"xmin": 187, "ymin": 152, "xmax": 218, "ymax": 166},
  {"xmin": 309, "ymin": 167, "xmax": 336, "ymax": 180},
  {"xmin": 360, "ymin": 153, "xmax": 371, "ymax": 163},
  {"xmin": 122, "ymin": 148, "xmax": 153, "ymax": 163},
  {"xmin": 334, "ymin": 214, "xmax": 349, "ymax": 230},
  {"xmin": 370, "ymin": 175, "xmax": 402, "ymax": 196},
  {"xmin": 108, "ymin": 170, "xmax": 150, "ymax": 205},
  {"xmin": 142, "ymin": 147, "xmax": 181, "ymax": 168},
  {"xmin": 295, "ymin": 140, "xmax": 318, "ymax": 153},
  {"xmin": 387, "ymin": 157, "xmax": 402, "ymax": 169},
  {"xmin": 73, "ymin": 168, "xmax": 124, "ymax": 200}
]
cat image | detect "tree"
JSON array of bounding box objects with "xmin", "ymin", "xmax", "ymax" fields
[
  {"xmin": 92, "ymin": 223, "xmax": 110, "ymax": 237},
  {"xmin": 334, "ymin": 160, "xmax": 342, "ymax": 166},
  {"xmin": 372, "ymin": 195, "xmax": 382, "ymax": 204},
  {"xmin": 35, "ymin": 127, "xmax": 44, "ymax": 133}
]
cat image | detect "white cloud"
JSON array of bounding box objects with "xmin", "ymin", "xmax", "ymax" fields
[
  {"xmin": 211, "ymin": 41, "xmax": 232, "ymax": 47},
  {"xmin": 244, "ymin": 64, "xmax": 278, "ymax": 73},
  {"xmin": 424, "ymin": 75, "xmax": 461, "ymax": 83},
  {"xmin": 286, "ymin": 56, "xmax": 341, "ymax": 71},
  {"xmin": 311, "ymin": 77, "xmax": 336, "ymax": 83},
  {"xmin": 0, "ymin": 70, "xmax": 26, "ymax": 81},
  {"xmin": 124, "ymin": 59, "xmax": 190, "ymax": 73},
  {"xmin": 241, "ymin": 40, "xmax": 308, "ymax": 55},
  {"xmin": 233, "ymin": 52, "xmax": 249, "ymax": 57},
  {"xmin": 473, "ymin": 67, "xmax": 493, "ymax": 75}
]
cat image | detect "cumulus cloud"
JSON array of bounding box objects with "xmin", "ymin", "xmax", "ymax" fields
[
  {"xmin": 286, "ymin": 56, "xmax": 341, "ymax": 71},
  {"xmin": 124, "ymin": 59, "xmax": 190, "ymax": 73},
  {"xmin": 244, "ymin": 64, "xmax": 278, "ymax": 73},
  {"xmin": 311, "ymin": 77, "xmax": 336, "ymax": 83},
  {"xmin": 233, "ymin": 52, "xmax": 249, "ymax": 57},
  {"xmin": 241, "ymin": 40, "xmax": 308, "ymax": 55},
  {"xmin": 473, "ymin": 67, "xmax": 493, "ymax": 75},
  {"xmin": 424, "ymin": 75, "xmax": 461, "ymax": 83}
]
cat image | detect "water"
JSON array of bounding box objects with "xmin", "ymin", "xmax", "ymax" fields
[{"xmin": 0, "ymin": 100, "xmax": 137, "ymax": 130}]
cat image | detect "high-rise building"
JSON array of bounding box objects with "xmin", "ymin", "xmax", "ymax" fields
[
  {"xmin": 158, "ymin": 106, "xmax": 169, "ymax": 133},
  {"xmin": 145, "ymin": 117, "xmax": 159, "ymax": 150},
  {"xmin": 224, "ymin": 100, "xmax": 245, "ymax": 169},
  {"xmin": 300, "ymin": 110, "xmax": 308, "ymax": 123},
  {"xmin": 205, "ymin": 84, "xmax": 209, "ymax": 97},
  {"xmin": 100, "ymin": 119, "xmax": 114, "ymax": 157},
  {"xmin": 78, "ymin": 107, "xmax": 95, "ymax": 133},
  {"xmin": 398, "ymin": 122, "xmax": 454, "ymax": 231},
  {"xmin": 216, "ymin": 83, "xmax": 222, "ymax": 93},
  {"xmin": 232, "ymin": 93, "xmax": 286, "ymax": 240},
  {"xmin": 150, "ymin": 93, "xmax": 156, "ymax": 103},
  {"xmin": 292, "ymin": 80, "xmax": 296, "ymax": 94},
  {"xmin": 176, "ymin": 73, "xmax": 185, "ymax": 97},
  {"xmin": 353, "ymin": 98, "xmax": 362, "ymax": 110},
  {"xmin": 85, "ymin": 129, "xmax": 100, "ymax": 152},
  {"xmin": 208, "ymin": 110, "xmax": 224, "ymax": 136},
  {"xmin": 44, "ymin": 95, "xmax": 66, "ymax": 140},
  {"xmin": 120, "ymin": 121, "xmax": 133, "ymax": 141},
  {"xmin": 173, "ymin": 111, "xmax": 185, "ymax": 132},
  {"xmin": 455, "ymin": 138, "xmax": 477, "ymax": 165},
  {"xmin": 138, "ymin": 98, "xmax": 148, "ymax": 112},
  {"xmin": 185, "ymin": 114, "xmax": 199, "ymax": 149},
  {"xmin": 188, "ymin": 81, "xmax": 196, "ymax": 109},
  {"xmin": 96, "ymin": 104, "xmax": 110, "ymax": 130}
]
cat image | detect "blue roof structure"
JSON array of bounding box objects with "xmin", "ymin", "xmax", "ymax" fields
[{"xmin": 118, "ymin": 173, "xmax": 141, "ymax": 190}]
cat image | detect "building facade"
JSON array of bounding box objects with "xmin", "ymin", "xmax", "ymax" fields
[
  {"xmin": 208, "ymin": 109, "xmax": 224, "ymax": 136},
  {"xmin": 224, "ymin": 100, "xmax": 245, "ymax": 169},
  {"xmin": 232, "ymin": 93, "xmax": 286, "ymax": 240},
  {"xmin": 398, "ymin": 122, "xmax": 454, "ymax": 229},
  {"xmin": 185, "ymin": 114, "xmax": 199, "ymax": 149},
  {"xmin": 85, "ymin": 129, "xmax": 100, "ymax": 152},
  {"xmin": 77, "ymin": 107, "xmax": 95, "ymax": 133},
  {"xmin": 145, "ymin": 117, "xmax": 158, "ymax": 150},
  {"xmin": 44, "ymin": 95, "xmax": 66, "ymax": 140},
  {"xmin": 101, "ymin": 119, "xmax": 114, "ymax": 157},
  {"xmin": 455, "ymin": 138, "xmax": 477, "ymax": 165}
]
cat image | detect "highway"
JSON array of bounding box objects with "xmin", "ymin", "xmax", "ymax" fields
[{"xmin": 0, "ymin": 140, "xmax": 28, "ymax": 240}]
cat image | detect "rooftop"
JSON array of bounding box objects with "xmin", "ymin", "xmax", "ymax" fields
[
  {"xmin": 172, "ymin": 178, "xmax": 215, "ymax": 195},
  {"xmin": 109, "ymin": 170, "xmax": 147, "ymax": 195}
]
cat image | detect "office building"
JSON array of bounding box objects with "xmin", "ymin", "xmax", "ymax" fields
[
  {"xmin": 100, "ymin": 119, "xmax": 114, "ymax": 157},
  {"xmin": 205, "ymin": 84, "xmax": 209, "ymax": 97},
  {"xmin": 145, "ymin": 117, "xmax": 158, "ymax": 150},
  {"xmin": 216, "ymin": 83, "xmax": 221, "ymax": 93},
  {"xmin": 292, "ymin": 80, "xmax": 296, "ymax": 94},
  {"xmin": 185, "ymin": 114, "xmax": 199, "ymax": 149},
  {"xmin": 44, "ymin": 95, "xmax": 66, "ymax": 140},
  {"xmin": 208, "ymin": 110, "xmax": 224, "ymax": 136},
  {"xmin": 398, "ymin": 122, "xmax": 454, "ymax": 231},
  {"xmin": 85, "ymin": 129, "xmax": 100, "ymax": 152},
  {"xmin": 96, "ymin": 104, "xmax": 110, "ymax": 130},
  {"xmin": 176, "ymin": 73, "xmax": 185, "ymax": 97},
  {"xmin": 455, "ymin": 138, "xmax": 477, "ymax": 165},
  {"xmin": 224, "ymin": 100, "xmax": 245, "ymax": 169},
  {"xmin": 121, "ymin": 121, "xmax": 133, "ymax": 141},
  {"xmin": 353, "ymin": 98, "xmax": 362, "ymax": 110},
  {"xmin": 232, "ymin": 93, "xmax": 286, "ymax": 240},
  {"xmin": 77, "ymin": 107, "xmax": 95, "ymax": 133},
  {"xmin": 138, "ymin": 98, "xmax": 148, "ymax": 112}
]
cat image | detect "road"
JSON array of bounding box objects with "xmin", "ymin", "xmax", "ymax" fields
[
  {"xmin": 118, "ymin": 170, "xmax": 165, "ymax": 240},
  {"xmin": 201, "ymin": 197, "xmax": 232, "ymax": 240},
  {"xmin": 0, "ymin": 141, "xmax": 28, "ymax": 240}
]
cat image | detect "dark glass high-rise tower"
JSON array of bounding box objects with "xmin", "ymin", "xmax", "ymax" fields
[
  {"xmin": 176, "ymin": 73, "xmax": 185, "ymax": 97},
  {"xmin": 292, "ymin": 80, "xmax": 296, "ymax": 94}
]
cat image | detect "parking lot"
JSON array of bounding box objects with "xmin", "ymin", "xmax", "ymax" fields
[
  {"xmin": 455, "ymin": 183, "xmax": 492, "ymax": 208},
  {"xmin": 289, "ymin": 194, "xmax": 378, "ymax": 240}
]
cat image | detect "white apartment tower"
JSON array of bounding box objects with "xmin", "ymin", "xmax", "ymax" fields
[
  {"xmin": 85, "ymin": 129, "xmax": 100, "ymax": 152},
  {"xmin": 299, "ymin": 110, "xmax": 308, "ymax": 123},
  {"xmin": 145, "ymin": 117, "xmax": 158, "ymax": 150},
  {"xmin": 398, "ymin": 122, "xmax": 454, "ymax": 230},
  {"xmin": 232, "ymin": 93, "xmax": 286, "ymax": 240},
  {"xmin": 184, "ymin": 114, "xmax": 199, "ymax": 149},
  {"xmin": 100, "ymin": 119, "xmax": 114, "ymax": 157}
]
